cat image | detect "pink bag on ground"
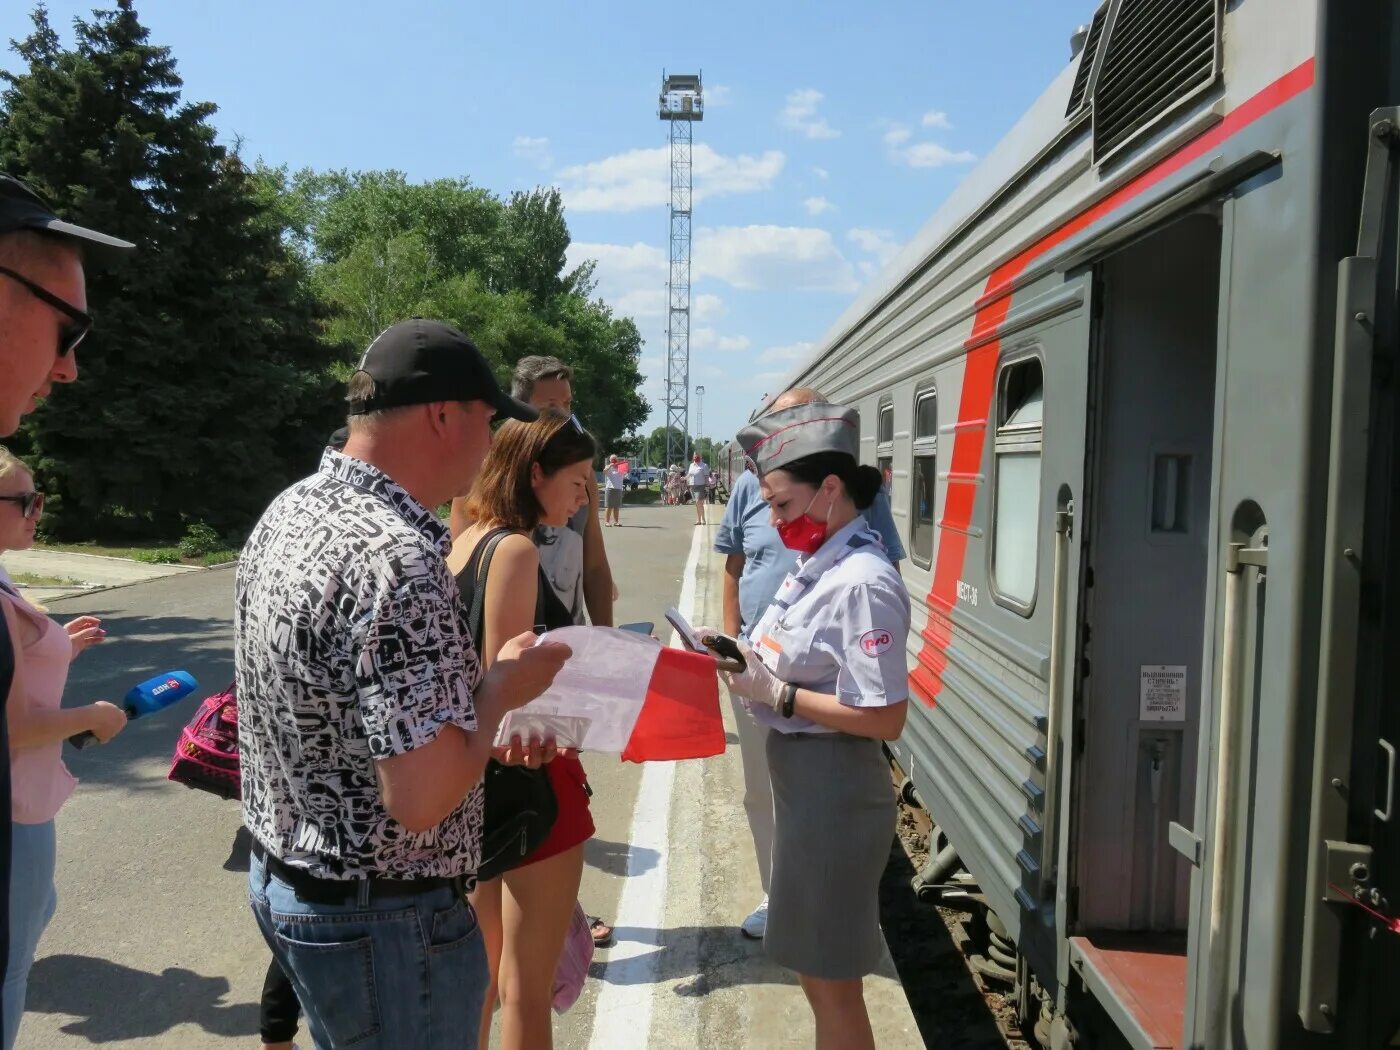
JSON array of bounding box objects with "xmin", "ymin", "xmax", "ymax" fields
[{"xmin": 552, "ymin": 902, "xmax": 595, "ymax": 1013}]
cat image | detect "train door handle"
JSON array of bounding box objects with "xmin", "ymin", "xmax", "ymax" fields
[{"xmin": 1376, "ymin": 739, "xmax": 1396, "ymax": 823}]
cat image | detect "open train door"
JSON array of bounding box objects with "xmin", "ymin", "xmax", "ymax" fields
[{"xmin": 1298, "ymin": 106, "xmax": 1400, "ymax": 1045}]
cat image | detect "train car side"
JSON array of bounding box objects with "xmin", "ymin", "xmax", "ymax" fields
[{"xmin": 762, "ymin": 1, "xmax": 1400, "ymax": 1046}]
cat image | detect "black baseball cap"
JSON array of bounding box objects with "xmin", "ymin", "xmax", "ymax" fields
[
  {"xmin": 347, "ymin": 319, "xmax": 537, "ymax": 422},
  {"xmin": 0, "ymin": 174, "xmax": 134, "ymax": 265}
]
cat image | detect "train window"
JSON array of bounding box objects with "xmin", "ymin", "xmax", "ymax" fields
[
  {"xmin": 911, "ymin": 389, "xmax": 937, "ymax": 567},
  {"xmin": 992, "ymin": 358, "xmax": 1043, "ymax": 613},
  {"xmin": 877, "ymin": 400, "xmax": 895, "ymax": 495}
]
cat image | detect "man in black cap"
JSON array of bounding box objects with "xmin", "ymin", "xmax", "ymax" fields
[
  {"xmin": 0, "ymin": 173, "xmax": 132, "ymax": 1022},
  {"xmin": 235, "ymin": 319, "xmax": 570, "ymax": 1049}
]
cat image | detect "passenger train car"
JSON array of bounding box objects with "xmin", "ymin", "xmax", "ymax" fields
[{"xmin": 754, "ymin": 2, "xmax": 1400, "ymax": 1047}]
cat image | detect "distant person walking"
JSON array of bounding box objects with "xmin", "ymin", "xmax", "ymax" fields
[
  {"xmin": 603, "ymin": 455, "xmax": 625, "ymax": 527},
  {"xmin": 236, "ymin": 321, "xmax": 567, "ymax": 1050},
  {"xmin": 0, "ymin": 448, "xmax": 124, "ymax": 1049},
  {"xmin": 687, "ymin": 452, "xmax": 710, "ymax": 525},
  {"xmin": 0, "ymin": 173, "xmax": 131, "ymax": 1034}
]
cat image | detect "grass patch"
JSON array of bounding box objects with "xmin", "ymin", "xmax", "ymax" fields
[
  {"xmin": 201, "ymin": 549, "xmax": 239, "ymax": 567},
  {"xmin": 622, "ymin": 488, "xmax": 663, "ymax": 506},
  {"xmin": 9, "ymin": 572, "xmax": 83, "ymax": 588},
  {"xmin": 34, "ymin": 540, "xmax": 177, "ymax": 561},
  {"xmin": 131, "ymin": 547, "xmax": 184, "ymax": 565}
]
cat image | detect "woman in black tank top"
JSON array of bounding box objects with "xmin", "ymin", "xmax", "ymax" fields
[{"xmin": 445, "ymin": 409, "xmax": 596, "ymax": 1050}]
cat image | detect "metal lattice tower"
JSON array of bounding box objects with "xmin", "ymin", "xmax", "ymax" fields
[{"xmin": 658, "ymin": 72, "xmax": 703, "ymax": 468}]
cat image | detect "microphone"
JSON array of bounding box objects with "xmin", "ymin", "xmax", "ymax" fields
[{"xmin": 68, "ymin": 670, "xmax": 199, "ymax": 750}]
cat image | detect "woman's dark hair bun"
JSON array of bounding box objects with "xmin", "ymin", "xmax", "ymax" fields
[{"xmin": 850, "ymin": 465, "xmax": 883, "ymax": 511}]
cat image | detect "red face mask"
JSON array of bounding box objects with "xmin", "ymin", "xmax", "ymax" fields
[{"xmin": 775, "ymin": 488, "xmax": 830, "ymax": 554}]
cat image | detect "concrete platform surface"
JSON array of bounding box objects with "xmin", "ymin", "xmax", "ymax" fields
[{"xmin": 16, "ymin": 506, "xmax": 921, "ymax": 1049}]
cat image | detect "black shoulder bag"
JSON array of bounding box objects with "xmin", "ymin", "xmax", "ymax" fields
[{"xmin": 458, "ymin": 528, "xmax": 559, "ymax": 882}]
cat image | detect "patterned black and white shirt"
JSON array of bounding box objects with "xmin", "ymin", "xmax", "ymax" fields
[{"xmin": 235, "ymin": 449, "xmax": 483, "ymax": 879}]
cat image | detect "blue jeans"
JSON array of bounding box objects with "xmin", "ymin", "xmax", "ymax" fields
[
  {"xmin": 4, "ymin": 820, "xmax": 56, "ymax": 1050},
  {"xmin": 249, "ymin": 852, "xmax": 487, "ymax": 1050}
]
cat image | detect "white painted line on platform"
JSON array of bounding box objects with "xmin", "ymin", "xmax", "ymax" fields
[{"xmin": 587, "ymin": 522, "xmax": 706, "ymax": 1050}]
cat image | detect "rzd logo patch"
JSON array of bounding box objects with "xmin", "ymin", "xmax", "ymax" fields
[{"xmin": 859, "ymin": 629, "xmax": 893, "ymax": 657}]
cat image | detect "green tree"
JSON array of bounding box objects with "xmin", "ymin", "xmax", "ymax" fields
[
  {"xmin": 0, "ymin": 2, "xmax": 341, "ymax": 539},
  {"xmin": 294, "ymin": 170, "xmax": 648, "ymax": 453}
]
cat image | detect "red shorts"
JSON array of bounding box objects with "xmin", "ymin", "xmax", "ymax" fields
[{"xmin": 526, "ymin": 753, "xmax": 595, "ymax": 866}]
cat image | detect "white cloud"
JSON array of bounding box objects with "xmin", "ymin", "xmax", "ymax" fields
[
  {"xmin": 848, "ymin": 227, "xmax": 902, "ymax": 266},
  {"xmin": 695, "ymin": 225, "xmax": 859, "ymax": 293},
  {"xmin": 894, "ymin": 142, "xmax": 977, "ymax": 168},
  {"xmin": 693, "ymin": 328, "xmax": 751, "ymax": 352},
  {"xmin": 693, "ymin": 293, "xmax": 726, "ymax": 322},
  {"xmin": 512, "ymin": 135, "xmax": 552, "ymax": 168},
  {"xmin": 882, "ymin": 124, "xmax": 912, "ymax": 147},
  {"xmin": 780, "ymin": 89, "xmax": 840, "ymax": 140},
  {"xmin": 757, "ymin": 341, "xmax": 814, "ymax": 366},
  {"xmin": 802, "ymin": 196, "xmax": 835, "ymax": 216},
  {"xmin": 614, "ymin": 287, "xmax": 668, "ymax": 320},
  {"xmin": 559, "ymin": 144, "xmax": 785, "ymax": 213},
  {"xmin": 706, "ymin": 84, "xmax": 733, "ymax": 106},
  {"xmin": 921, "ymin": 110, "xmax": 952, "ymax": 130},
  {"xmin": 812, "ymin": 166, "xmax": 830, "ymax": 181}
]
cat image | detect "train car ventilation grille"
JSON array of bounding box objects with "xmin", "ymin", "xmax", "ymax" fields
[
  {"xmin": 1065, "ymin": 4, "xmax": 1108, "ymax": 119},
  {"xmin": 1091, "ymin": 0, "xmax": 1221, "ymax": 164}
]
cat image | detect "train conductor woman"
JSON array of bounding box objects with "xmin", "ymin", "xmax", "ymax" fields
[{"xmin": 707, "ymin": 401, "xmax": 911, "ymax": 1050}]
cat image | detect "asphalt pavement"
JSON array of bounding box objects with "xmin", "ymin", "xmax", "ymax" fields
[{"xmin": 16, "ymin": 503, "xmax": 918, "ymax": 1049}]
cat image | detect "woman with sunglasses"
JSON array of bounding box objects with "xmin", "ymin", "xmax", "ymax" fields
[
  {"xmin": 446, "ymin": 410, "xmax": 597, "ymax": 1050},
  {"xmin": 0, "ymin": 447, "xmax": 124, "ymax": 1049}
]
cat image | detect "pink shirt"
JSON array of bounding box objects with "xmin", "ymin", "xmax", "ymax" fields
[{"xmin": 4, "ymin": 589, "xmax": 77, "ymax": 824}]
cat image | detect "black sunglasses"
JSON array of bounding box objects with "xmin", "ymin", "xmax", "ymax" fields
[
  {"xmin": 0, "ymin": 491, "xmax": 45, "ymax": 519},
  {"xmin": 0, "ymin": 265, "xmax": 92, "ymax": 357}
]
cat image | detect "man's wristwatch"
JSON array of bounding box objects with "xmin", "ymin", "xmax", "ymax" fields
[{"xmin": 781, "ymin": 683, "xmax": 798, "ymax": 719}]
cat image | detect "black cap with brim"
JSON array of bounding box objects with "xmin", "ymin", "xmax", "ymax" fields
[
  {"xmin": 0, "ymin": 175, "xmax": 134, "ymax": 267},
  {"xmin": 347, "ymin": 319, "xmax": 538, "ymax": 422}
]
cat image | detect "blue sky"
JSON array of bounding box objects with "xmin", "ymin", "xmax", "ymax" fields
[{"xmin": 3, "ymin": 0, "xmax": 1094, "ymax": 445}]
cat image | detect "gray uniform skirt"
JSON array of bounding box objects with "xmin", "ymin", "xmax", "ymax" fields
[{"xmin": 764, "ymin": 729, "xmax": 896, "ymax": 979}]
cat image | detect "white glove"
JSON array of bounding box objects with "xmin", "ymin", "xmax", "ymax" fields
[{"xmin": 719, "ymin": 640, "xmax": 787, "ymax": 712}]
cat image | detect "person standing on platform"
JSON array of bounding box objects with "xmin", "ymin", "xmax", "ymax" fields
[
  {"xmin": 602, "ymin": 455, "xmax": 625, "ymax": 527},
  {"xmin": 236, "ymin": 320, "xmax": 568, "ymax": 1050},
  {"xmin": 451, "ymin": 354, "xmax": 617, "ymax": 947},
  {"xmin": 449, "ymin": 410, "xmax": 598, "ymax": 1050},
  {"xmin": 716, "ymin": 400, "xmax": 910, "ymax": 1050},
  {"xmin": 687, "ymin": 451, "xmax": 710, "ymax": 526},
  {"xmin": 713, "ymin": 387, "xmax": 906, "ymax": 941},
  {"xmin": 0, "ymin": 173, "xmax": 131, "ymax": 1033}
]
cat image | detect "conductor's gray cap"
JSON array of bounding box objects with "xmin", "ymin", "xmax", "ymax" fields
[{"xmin": 737, "ymin": 402, "xmax": 860, "ymax": 475}]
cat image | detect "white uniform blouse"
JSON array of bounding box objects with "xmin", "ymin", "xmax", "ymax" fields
[{"xmin": 747, "ymin": 517, "xmax": 912, "ymax": 734}]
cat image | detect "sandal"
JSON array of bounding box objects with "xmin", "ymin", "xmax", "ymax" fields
[{"xmin": 589, "ymin": 916, "xmax": 615, "ymax": 947}]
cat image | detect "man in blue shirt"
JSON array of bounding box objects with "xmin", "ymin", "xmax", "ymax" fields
[{"xmin": 713, "ymin": 387, "xmax": 906, "ymax": 938}]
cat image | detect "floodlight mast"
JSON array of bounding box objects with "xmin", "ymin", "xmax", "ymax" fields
[{"xmin": 659, "ymin": 71, "xmax": 703, "ymax": 468}]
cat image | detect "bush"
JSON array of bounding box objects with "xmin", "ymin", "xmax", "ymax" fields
[
  {"xmin": 178, "ymin": 523, "xmax": 223, "ymax": 559},
  {"xmin": 201, "ymin": 549, "xmax": 239, "ymax": 567},
  {"xmin": 132, "ymin": 547, "xmax": 183, "ymax": 565}
]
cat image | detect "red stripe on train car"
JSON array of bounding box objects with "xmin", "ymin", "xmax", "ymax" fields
[{"xmin": 910, "ymin": 57, "xmax": 1317, "ymax": 708}]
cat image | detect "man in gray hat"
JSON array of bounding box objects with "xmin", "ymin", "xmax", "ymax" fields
[
  {"xmin": 713, "ymin": 387, "xmax": 905, "ymax": 940},
  {"xmin": 0, "ymin": 172, "xmax": 133, "ymax": 1022}
]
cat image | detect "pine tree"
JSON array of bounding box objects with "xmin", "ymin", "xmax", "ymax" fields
[{"xmin": 0, "ymin": 2, "xmax": 341, "ymax": 540}]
